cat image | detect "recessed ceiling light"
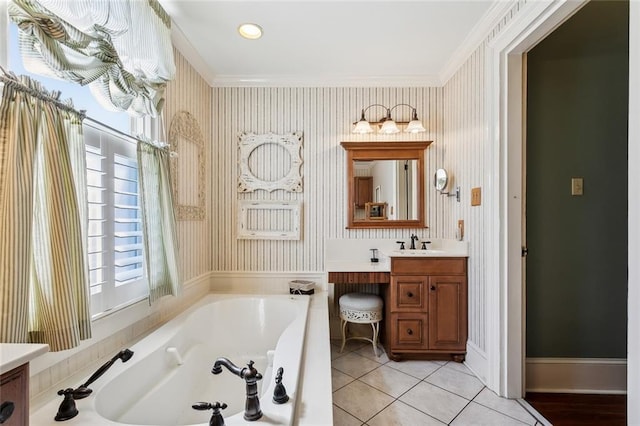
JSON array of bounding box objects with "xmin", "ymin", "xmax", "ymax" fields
[{"xmin": 238, "ymin": 23, "xmax": 263, "ymax": 40}]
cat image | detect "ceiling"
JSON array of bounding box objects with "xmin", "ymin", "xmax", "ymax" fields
[{"xmin": 158, "ymin": 1, "xmax": 505, "ymax": 87}]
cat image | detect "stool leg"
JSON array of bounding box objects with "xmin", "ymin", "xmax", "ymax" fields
[
  {"xmin": 340, "ymin": 319, "xmax": 348, "ymax": 353},
  {"xmin": 370, "ymin": 322, "xmax": 380, "ymax": 357}
]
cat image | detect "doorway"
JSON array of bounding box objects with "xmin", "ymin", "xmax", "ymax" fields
[{"xmin": 524, "ymin": 0, "xmax": 629, "ymax": 393}]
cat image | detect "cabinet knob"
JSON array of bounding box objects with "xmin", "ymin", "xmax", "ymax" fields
[
  {"xmin": 430, "ymin": 285, "xmax": 436, "ymax": 291},
  {"xmin": 406, "ymin": 328, "xmax": 413, "ymax": 335},
  {"xmin": 407, "ymin": 291, "xmax": 413, "ymax": 298},
  {"xmin": 0, "ymin": 401, "xmax": 15, "ymax": 423}
]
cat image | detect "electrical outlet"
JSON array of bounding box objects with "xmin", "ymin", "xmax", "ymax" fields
[
  {"xmin": 571, "ymin": 177, "xmax": 584, "ymax": 196},
  {"xmin": 457, "ymin": 220, "xmax": 464, "ymax": 241},
  {"xmin": 471, "ymin": 187, "xmax": 482, "ymax": 206}
]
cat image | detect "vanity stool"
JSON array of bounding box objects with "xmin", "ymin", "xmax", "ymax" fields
[{"xmin": 339, "ymin": 293, "xmax": 383, "ymax": 357}]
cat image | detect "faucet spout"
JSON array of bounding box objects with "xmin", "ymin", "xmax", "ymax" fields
[
  {"xmin": 211, "ymin": 357, "xmax": 243, "ymax": 376},
  {"xmin": 211, "ymin": 358, "xmax": 263, "ymax": 421}
]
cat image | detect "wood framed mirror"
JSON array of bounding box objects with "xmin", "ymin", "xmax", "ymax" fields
[{"xmin": 341, "ymin": 141, "xmax": 432, "ymax": 229}]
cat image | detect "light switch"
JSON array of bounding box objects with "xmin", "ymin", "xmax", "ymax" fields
[
  {"xmin": 571, "ymin": 177, "xmax": 584, "ymax": 196},
  {"xmin": 471, "ymin": 187, "xmax": 481, "ymax": 206}
]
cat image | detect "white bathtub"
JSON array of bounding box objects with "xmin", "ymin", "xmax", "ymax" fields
[{"xmin": 31, "ymin": 294, "xmax": 311, "ymax": 425}]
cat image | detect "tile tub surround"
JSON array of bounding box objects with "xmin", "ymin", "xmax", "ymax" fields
[{"xmin": 331, "ymin": 340, "xmax": 547, "ymax": 425}]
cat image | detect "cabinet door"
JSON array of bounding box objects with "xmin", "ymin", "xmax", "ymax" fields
[
  {"xmin": 354, "ymin": 177, "xmax": 373, "ymax": 208},
  {"xmin": 428, "ymin": 275, "xmax": 467, "ymax": 350},
  {"xmin": 390, "ymin": 275, "xmax": 426, "ymax": 312}
]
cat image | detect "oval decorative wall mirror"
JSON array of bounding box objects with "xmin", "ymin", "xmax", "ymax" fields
[{"xmin": 434, "ymin": 168, "xmax": 449, "ymax": 191}]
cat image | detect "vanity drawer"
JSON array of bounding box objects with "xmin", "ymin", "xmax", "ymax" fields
[
  {"xmin": 391, "ymin": 258, "xmax": 466, "ymax": 275},
  {"xmin": 390, "ymin": 313, "xmax": 429, "ymax": 350},
  {"xmin": 390, "ymin": 277, "xmax": 426, "ymax": 311}
]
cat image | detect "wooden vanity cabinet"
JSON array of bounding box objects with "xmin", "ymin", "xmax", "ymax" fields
[
  {"xmin": 385, "ymin": 257, "xmax": 467, "ymax": 362},
  {"xmin": 0, "ymin": 364, "xmax": 28, "ymax": 425}
]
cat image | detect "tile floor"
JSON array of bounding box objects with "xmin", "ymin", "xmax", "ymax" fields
[{"xmin": 331, "ymin": 340, "xmax": 546, "ymax": 425}]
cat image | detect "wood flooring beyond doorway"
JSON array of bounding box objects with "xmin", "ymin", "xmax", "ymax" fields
[{"xmin": 524, "ymin": 393, "xmax": 626, "ymax": 426}]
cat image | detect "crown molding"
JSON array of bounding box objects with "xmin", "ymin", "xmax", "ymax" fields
[
  {"xmin": 211, "ymin": 74, "xmax": 442, "ymax": 88},
  {"xmin": 170, "ymin": 21, "xmax": 216, "ymax": 87},
  {"xmin": 439, "ymin": 0, "xmax": 516, "ymax": 85}
]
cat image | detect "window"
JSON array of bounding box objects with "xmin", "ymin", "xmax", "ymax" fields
[
  {"xmin": 85, "ymin": 123, "xmax": 148, "ymax": 316},
  {"xmin": 8, "ymin": 22, "xmax": 149, "ymax": 317}
]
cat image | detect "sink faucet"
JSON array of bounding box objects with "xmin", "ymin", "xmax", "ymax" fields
[
  {"xmin": 410, "ymin": 234, "xmax": 419, "ymax": 250},
  {"xmin": 212, "ymin": 357, "xmax": 263, "ymax": 421}
]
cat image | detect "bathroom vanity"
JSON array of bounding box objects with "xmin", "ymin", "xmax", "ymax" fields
[
  {"xmin": 385, "ymin": 256, "xmax": 467, "ymax": 362},
  {"xmin": 325, "ymin": 239, "xmax": 468, "ymax": 362}
]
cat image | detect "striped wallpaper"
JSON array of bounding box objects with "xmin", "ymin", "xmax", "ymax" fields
[
  {"xmin": 163, "ymin": 48, "xmax": 212, "ymax": 283},
  {"xmin": 443, "ymin": 1, "xmax": 526, "ymax": 354},
  {"xmin": 211, "ymin": 87, "xmax": 446, "ymax": 272}
]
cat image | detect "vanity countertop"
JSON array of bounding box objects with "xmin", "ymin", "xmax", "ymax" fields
[
  {"xmin": 325, "ymin": 238, "xmax": 469, "ymax": 273},
  {"xmin": 0, "ymin": 343, "xmax": 49, "ymax": 374}
]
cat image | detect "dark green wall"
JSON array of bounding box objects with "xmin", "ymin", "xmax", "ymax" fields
[{"xmin": 526, "ymin": 0, "xmax": 629, "ymax": 358}]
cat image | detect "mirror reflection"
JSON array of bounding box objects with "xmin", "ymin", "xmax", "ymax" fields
[
  {"xmin": 341, "ymin": 141, "xmax": 432, "ymax": 229},
  {"xmin": 353, "ymin": 160, "xmax": 419, "ymax": 221},
  {"xmin": 434, "ymin": 168, "xmax": 448, "ymax": 192}
]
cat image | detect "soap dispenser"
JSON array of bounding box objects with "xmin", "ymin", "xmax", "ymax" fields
[{"xmin": 370, "ymin": 248, "xmax": 379, "ymax": 263}]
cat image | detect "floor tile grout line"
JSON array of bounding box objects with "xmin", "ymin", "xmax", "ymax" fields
[
  {"xmin": 447, "ymin": 398, "xmax": 475, "ymax": 425},
  {"xmin": 332, "ymin": 346, "xmax": 520, "ymax": 425},
  {"xmin": 471, "ymin": 394, "xmax": 540, "ymax": 425}
]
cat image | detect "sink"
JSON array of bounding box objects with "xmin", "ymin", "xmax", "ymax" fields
[{"xmin": 388, "ymin": 249, "xmax": 446, "ymax": 257}]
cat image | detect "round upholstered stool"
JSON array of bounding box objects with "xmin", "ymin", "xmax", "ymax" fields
[{"xmin": 339, "ymin": 293, "xmax": 383, "ymax": 357}]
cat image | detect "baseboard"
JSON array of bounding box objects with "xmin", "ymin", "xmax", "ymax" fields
[
  {"xmin": 209, "ymin": 271, "xmax": 326, "ymax": 294},
  {"xmin": 526, "ymin": 357, "xmax": 627, "ymax": 394},
  {"xmin": 465, "ymin": 341, "xmax": 488, "ymax": 385}
]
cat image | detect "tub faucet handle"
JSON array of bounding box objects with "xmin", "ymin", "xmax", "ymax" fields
[
  {"xmin": 192, "ymin": 401, "xmax": 227, "ymax": 426},
  {"xmin": 421, "ymin": 241, "xmax": 431, "ymax": 250},
  {"xmin": 243, "ymin": 360, "xmax": 263, "ymax": 381},
  {"xmin": 396, "ymin": 241, "xmax": 405, "ymax": 250},
  {"xmin": 54, "ymin": 388, "xmax": 79, "ymax": 421},
  {"xmin": 273, "ymin": 367, "xmax": 289, "ymax": 404}
]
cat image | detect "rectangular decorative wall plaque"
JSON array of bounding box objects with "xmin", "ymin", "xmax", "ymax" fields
[{"xmin": 237, "ymin": 200, "xmax": 302, "ymax": 240}]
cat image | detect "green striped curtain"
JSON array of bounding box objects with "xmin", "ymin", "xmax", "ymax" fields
[
  {"xmin": 137, "ymin": 141, "xmax": 180, "ymax": 303},
  {"xmin": 8, "ymin": 0, "xmax": 175, "ymax": 117},
  {"xmin": 0, "ymin": 74, "xmax": 91, "ymax": 351}
]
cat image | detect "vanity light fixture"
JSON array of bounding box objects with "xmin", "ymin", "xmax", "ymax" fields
[
  {"xmin": 352, "ymin": 103, "xmax": 426, "ymax": 134},
  {"xmin": 238, "ymin": 23, "xmax": 263, "ymax": 40}
]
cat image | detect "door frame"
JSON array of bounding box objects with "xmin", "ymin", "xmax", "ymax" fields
[{"xmin": 484, "ymin": 0, "xmax": 588, "ymax": 398}]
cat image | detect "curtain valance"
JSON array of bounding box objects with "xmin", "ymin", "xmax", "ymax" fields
[{"xmin": 8, "ymin": 0, "xmax": 176, "ymax": 117}]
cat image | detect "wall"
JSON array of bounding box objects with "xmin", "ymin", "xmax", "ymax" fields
[
  {"xmin": 163, "ymin": 48, "xmax": 212, "ymax": 282},
  {"xmin": 525, "ymin": 0, "xmax": 628, "ymax": 359},
  {"xmin": 211, "ymin": 87, "xmax": 445, "ymax": 273},
  {"xmin": 442, "ymin": 1, "xmax": 525, "ymax": 375}
]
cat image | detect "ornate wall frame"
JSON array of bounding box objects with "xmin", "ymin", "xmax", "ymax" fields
[
  {"xmin": 168, "ymin": 111, "xmax": 206, "ymax": 220},
  {"xmin": 237, "ymin": 200, "xmax": 302, "ymax": 240},
  {"xmin": 237, "ymin": 132, "xmax": 303, "ymax": 192}
]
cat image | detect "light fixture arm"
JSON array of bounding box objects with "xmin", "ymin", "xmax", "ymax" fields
[
  {"xmin": 351, "ymin": 103, "xmax": 426, "ymax": 134},
  {"xmin": 356, "ymin": 103, "xmax": 389, "ymax": 123}
]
